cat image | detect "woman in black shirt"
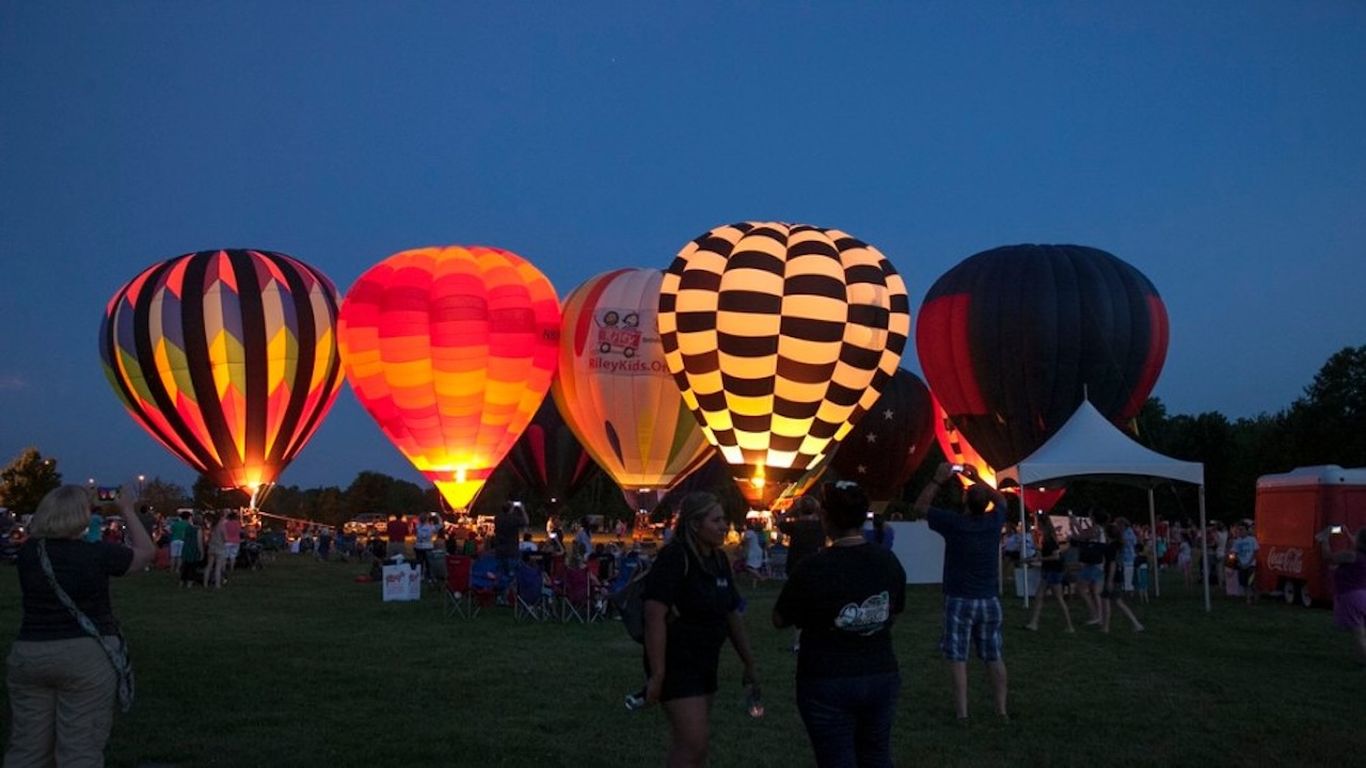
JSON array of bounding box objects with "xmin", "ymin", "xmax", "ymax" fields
[
  {"xmin": 642, "ymin": 492, "xmax": 758, "ymax": 768},
  {"xmin": 6, "ymin": 483, "xmax": 154, "ymax": 766},
  {"xmin": 1023, "ymin": 513, "xmax": 1075, "ymax": 633},
  {"xmin": 774, "ymin": 481, "xmax": 906, "ymax": 768}
]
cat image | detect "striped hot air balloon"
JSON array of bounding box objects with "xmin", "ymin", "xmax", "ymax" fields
[
  {"xmin": 99, "ymin": 249, "xmax": 344, "ymax": 501},
  {"xmin": 658, "ymin": 222, "xmax": 911, "ymax": 508},
  {"xmin": 337, "ymin": 246, "xmax": 560, "ymax": 510},
  {"xmin": 503, "ymin": 396, "xmax": 601, "ymax": 506},
  {"xmin": 552, "ymin": 268, "xmax": 714, "ymax": 509}
]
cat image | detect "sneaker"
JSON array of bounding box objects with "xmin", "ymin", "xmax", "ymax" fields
[{"xmin": 624, "ymin": 691, "xmax": 646, "ymax": 711}]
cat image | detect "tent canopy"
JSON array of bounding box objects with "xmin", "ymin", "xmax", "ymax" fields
[{"xmin": 996, "ymin": 399, "xmax": 1204, "ymax": 489}]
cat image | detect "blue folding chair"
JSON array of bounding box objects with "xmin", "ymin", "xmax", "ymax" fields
[{"xmin": 514, "ymin": 561, "xmax": 551, "ymax": 621}]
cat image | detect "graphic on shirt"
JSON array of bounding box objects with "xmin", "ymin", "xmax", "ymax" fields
[{"xmin": 834, "ymin": 591, "xmax": 891, "ymax": 636}]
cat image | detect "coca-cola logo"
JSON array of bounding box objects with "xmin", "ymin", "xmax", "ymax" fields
[{"xmin": 1266, "ymin": 547, "xmax": 1304, "ymax": 575}]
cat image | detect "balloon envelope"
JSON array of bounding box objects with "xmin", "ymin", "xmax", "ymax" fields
[
  {"xmin": 338, "ymin": 245, "xmax": 560, "ymax": 508},
  {"xmin": 659, "ymin": 222, "xmax": 910, "ymax": 507},
  {"xmin": 829, "ymin": 368, "xmax": 934, "ymax": 503},
  {"xmin": 504, "ymin": 395, "xmax": 600, "ymax": 505},
  {"xmin": 552, "ymin": 268, "xmax": 713, "ymax": 498},
  {"xmin": 99, "ymin": 249, "xmax": 344, "ymax": 492},
  {"xmin": 916, "ymin": 244, "xmax": 1168, "ymax": 471}
]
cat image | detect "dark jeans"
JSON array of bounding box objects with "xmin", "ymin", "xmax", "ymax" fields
[{"xmin": 796, "ymin": 671, "xmax": 900, "ymax": 768}]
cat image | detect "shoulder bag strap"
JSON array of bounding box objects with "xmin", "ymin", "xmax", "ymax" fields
[
  {"xmin": 37, "ymin": 539, "xmax": 134, "ymax": 711},
  {"xmin": 36, "ymin": 539, "xmax": 110, "ymax": 639}
]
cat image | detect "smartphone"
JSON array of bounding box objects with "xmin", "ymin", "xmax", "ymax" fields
[
  {"xmin": 96, "ymin": 486, "xmax": 120, "ymax": 502},
  {"xmin": 950, "ymin": 464, "xmax": 964, "ymax": 473},
  {"xmin": 1330, "ymin": 525, "xmax": 1344, "ymax": 534}
]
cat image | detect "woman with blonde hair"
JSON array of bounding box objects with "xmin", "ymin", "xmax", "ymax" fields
[
  {"xmin": 203, "ymin": 512, "xmax": 228, "ymax": 589},
  {"xmin": 5, "ymin": 482, "xmax": 154, "ymax": 766},
  {"xmin": 642, "ymin": 492, "xmax": 759, "ymax": 768}
]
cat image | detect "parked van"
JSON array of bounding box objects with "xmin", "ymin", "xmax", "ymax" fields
[{"xmin": 1254, "ymin": 465, "xmax": 1366, "ymax": 606}]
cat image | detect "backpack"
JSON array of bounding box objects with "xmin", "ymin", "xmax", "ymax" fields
[
  {"xmin": 609, "ymin": 546, "xmax": 691, "ymax": 644},
  {"xmin": 609, "ymin": 559, "xmax": 654, "ymax": 644}
]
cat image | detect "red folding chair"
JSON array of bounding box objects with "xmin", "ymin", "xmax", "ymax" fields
[
  {"xmin": 445, "ymin": 555, "xmax": 479, "ymax": 618},
  {"xmin": 559, "ymin": 565, "xmax": 603, "ymax": 623}
]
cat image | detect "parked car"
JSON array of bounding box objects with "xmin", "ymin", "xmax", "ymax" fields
[{"xmin": 343, "ymin": 513, "xmax": 388, "ymax": 536}]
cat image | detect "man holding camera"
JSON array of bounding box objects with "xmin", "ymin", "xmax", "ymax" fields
[{"xmin": 914, "ymin": 462, "xmax": 1010, "ymax": 723}]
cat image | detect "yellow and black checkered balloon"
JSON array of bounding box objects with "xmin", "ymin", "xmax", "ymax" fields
[{"xmin": 658, "ymin": 222, "xmax": 910, "ymax": 507}]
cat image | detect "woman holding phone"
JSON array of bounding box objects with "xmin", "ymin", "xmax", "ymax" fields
[
  {"xmin": 5, "ymin": 481, "xmax": 154, "ymax": 766},
  {"xmin": 1317, "ymin": 525, "xmax": 1366, "ymax": 662}
]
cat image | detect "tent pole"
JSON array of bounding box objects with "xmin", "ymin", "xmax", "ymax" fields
[
  {"xmin": 998, "ymin": 533, "xmax": 1004, "ymax": 597},
  {"xmin": 1020, "ymin": 499, "xmax": 1030, "ymax": 609},
  {"xmin": 1199, "ymin": 484, "xmax": 1210, "ymax": 613},
  {"xmin": 1148, "ymin": 487, "xmax": 1158, "ymax": 599}
]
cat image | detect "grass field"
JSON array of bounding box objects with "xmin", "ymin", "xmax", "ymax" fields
[{"xmin": 1, "ymin": 555, "xmax": 1362, "ymax": 767}]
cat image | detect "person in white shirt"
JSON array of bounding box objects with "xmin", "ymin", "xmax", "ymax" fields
[{"xmin": 414, "ymin": 514, "xmax": 438, "ymax": 581}]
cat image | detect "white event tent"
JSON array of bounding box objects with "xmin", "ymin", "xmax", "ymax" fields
[{"xmin": 996, "ymin": 399, "xmax": 1211, "ymax": 612}]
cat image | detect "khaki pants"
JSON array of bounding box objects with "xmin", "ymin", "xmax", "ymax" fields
[{"xmin": 5, "ymin": 637, "xmax": 116, "ymax": 768}]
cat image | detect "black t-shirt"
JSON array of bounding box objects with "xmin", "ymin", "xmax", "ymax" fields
[
  {"xmin": 1041, "ymin": 539, "xmax": 1064, "ymax": 573},
  {"xmin": 641, "ymin": 542, "xmax": 740, "ymax": 648},
  {"xmin": 1103, "ymin": 540, "xmax": 1121, "ymax": 566},
  {"xmin": 774, "ymin": 543, "xmax": 906, "ymax": 680},
  {"xmin": 1077, "ymin": 539, "xmax": 1105, "ymax": 565},
  {"xmin": 16, "ymin": 538, "xmax": 134, "ymax": 641},
  {"xmin": 780, "ymin": 518, "xmax": 825, "ymax": 572}
]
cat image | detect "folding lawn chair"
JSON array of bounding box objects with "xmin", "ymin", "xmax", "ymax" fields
[
  {"xmin": 445, "ymin": 554, "xmax": 480, "ymax": 618},
  {"xmin": 515, "ymin": 561, "xmax": 551, "ymax": 621},
  {"xmin": 559, "ymin": 565, "xmax": 603, "ymax": 623}
]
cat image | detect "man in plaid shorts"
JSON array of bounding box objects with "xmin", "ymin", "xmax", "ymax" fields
[{"xmin": 914, "ymin": 462, "xmax": 1009, "ymax": 722}]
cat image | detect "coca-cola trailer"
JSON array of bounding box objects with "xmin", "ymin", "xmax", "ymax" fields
[{"xmin": 1255, "ymin": 465, "xmax": 1366, "ymax": 606}]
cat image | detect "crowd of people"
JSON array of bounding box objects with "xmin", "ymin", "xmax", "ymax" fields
[{"xmin": 6, "ymin": 469, "xmax": 1366, "ymax": 768}]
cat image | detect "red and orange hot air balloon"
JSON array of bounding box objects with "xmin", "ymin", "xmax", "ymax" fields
[
  {"xmin": 659, "ymin": 222, "xmax": 911, "ymax": 508},
  {"xmin": 99, "ymin": 249, "xmax": 344, "ymax": 505},
  {"xmin": 553, "ymin": 268, "xmax": 714, "ymax": 511},
  {"xmin": 338, "ymin": 245, "xmax": 560, "ymax": 510}
]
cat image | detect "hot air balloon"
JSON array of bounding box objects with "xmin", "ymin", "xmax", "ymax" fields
[
  {"xmin": 659, "ymin": 222, "xmax": 911, "ymax": 508},
  {"xmin": 917, "ymin": 244, "xmax": 1169, "ymax": 476},
  {"xmin": 552, "ymin": 268, "xmax": 714, "ymax": 511},
  {"xmin": 931, "ymin": 395, "xmax": 1065, "ymax": 512},
  {"xmin": 504, "ymin": 395, "xmax": 601, "ymax": 507},
  {"xmin": 828, "ymin": 368, "xmax": 934, "ymax": 509},
  {"xmin": 769, "ymin": 464, "xmax": 829, "ymax": 513},
  {"xmin": 99, "ymin": 249, "xmax": 344, "ymax": 506},
  {"xmin": 338, "ymin": 246, "xmax": 560, "ymax": 510}
]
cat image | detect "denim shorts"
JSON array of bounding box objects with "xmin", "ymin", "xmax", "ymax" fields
[
  {"xmin": 1077, "ymin": 565, "xmax": 1104, "ymax": 584},
  {"xmin": 940, "ymin": 596, "xmax": 1003, "ymax": 662}
]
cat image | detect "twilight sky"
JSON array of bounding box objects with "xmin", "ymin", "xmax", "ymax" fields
[{"xmin": 2, "ymin": 2, "xmax": 1363, "ymax": 493}]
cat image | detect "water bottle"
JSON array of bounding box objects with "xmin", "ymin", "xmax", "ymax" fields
[{"xmin": 744, "ymin": 684, "xmax": 764, "ymax": 718}]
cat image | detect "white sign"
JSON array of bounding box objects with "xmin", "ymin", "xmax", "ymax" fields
[{"xmin": 382, "ymin": 565, "xmax": 422, "ymax": 602}]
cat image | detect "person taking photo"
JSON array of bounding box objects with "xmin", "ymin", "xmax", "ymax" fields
[{"xmin": 6, "ymin": 481, "xmax": 154, "ymax": 766}]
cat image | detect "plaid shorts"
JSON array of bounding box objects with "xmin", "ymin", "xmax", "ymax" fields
[{"xmin": 940, "ymin": 596, "xmax": 1004, "ymax": 662}]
